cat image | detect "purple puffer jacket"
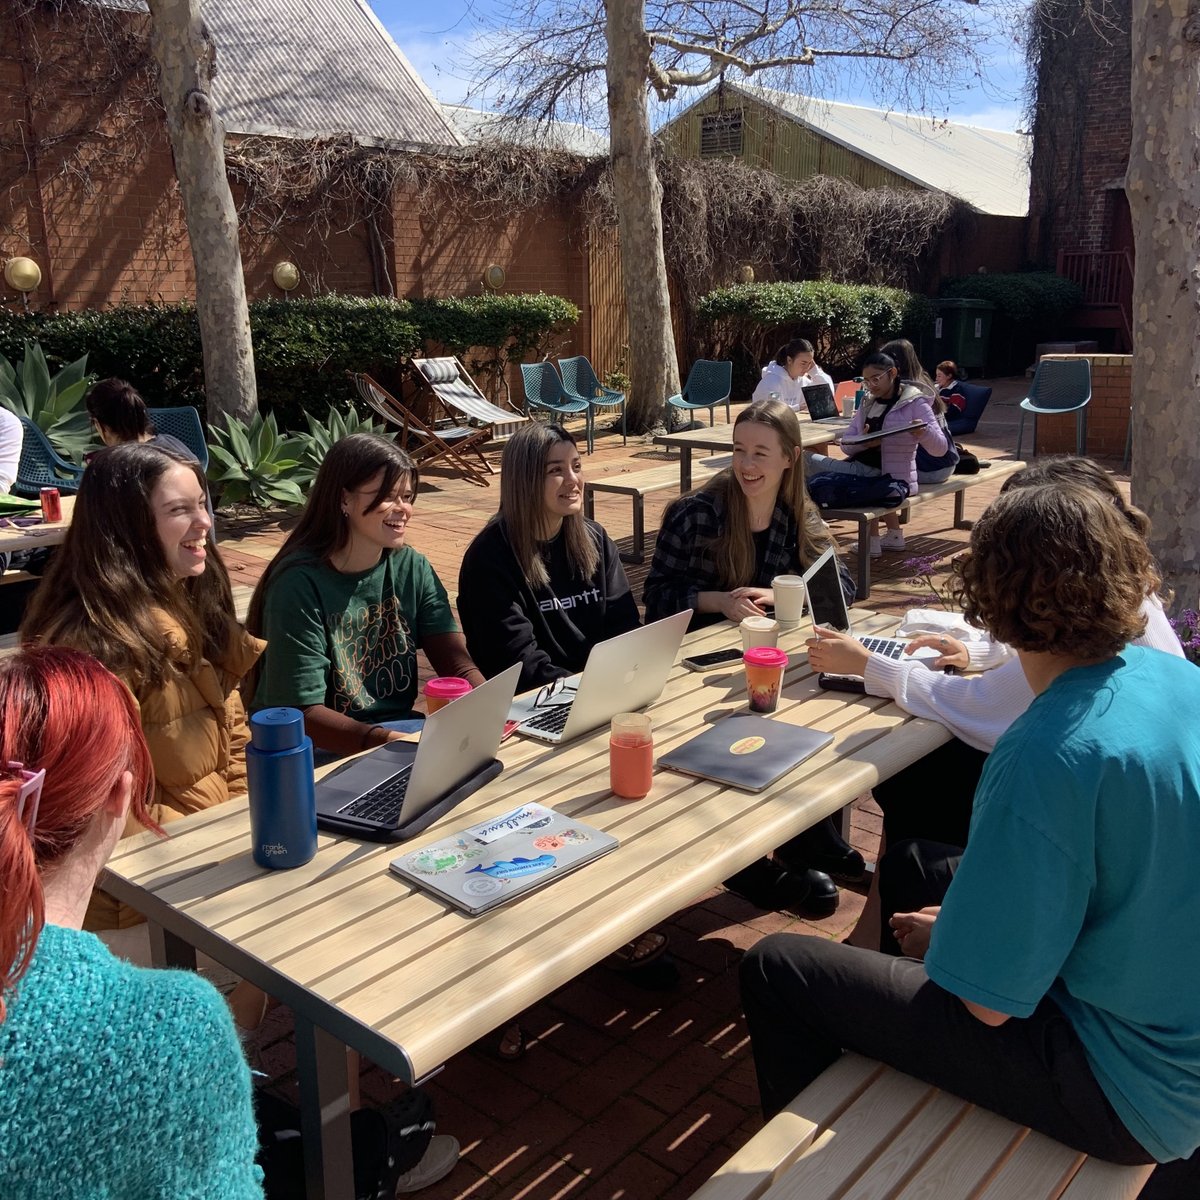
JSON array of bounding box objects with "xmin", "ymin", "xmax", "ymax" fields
[{"xmin": 842, "ymin": 382, "xmax": 949, "ymax": 493}]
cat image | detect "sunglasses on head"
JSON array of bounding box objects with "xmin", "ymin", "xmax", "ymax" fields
[{"xmin": 8, "ymin": 760, "xmax": 46, "ymax": 836}]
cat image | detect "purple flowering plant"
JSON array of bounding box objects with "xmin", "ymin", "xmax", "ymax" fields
[
  {"xmin": 1170, "ymin": 609, "xmax": 1200, "ymax": 664},
  {"xmin": 903, "ymin": 553, "xmax": 955, "ymax": 610}
]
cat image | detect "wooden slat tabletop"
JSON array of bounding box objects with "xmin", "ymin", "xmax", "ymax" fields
[
  {"xmin": 0, "ymin": 495, "xmax": 75, "ymax": 554},
  {"xmin": 654, "ymin": 420, "xmax": 850, "ymax": 455},
  {"xmin": 102, "ymin": 611, "xmax": 950, "ymax": 1083}
]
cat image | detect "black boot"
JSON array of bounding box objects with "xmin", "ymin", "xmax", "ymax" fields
[
  {"xmin": 775, "ymin": 816, "xmax": 867, "ymax": 884},
  {"xmin": 724, "ymin": 857, "xmax": 840, "ymax": 917}
]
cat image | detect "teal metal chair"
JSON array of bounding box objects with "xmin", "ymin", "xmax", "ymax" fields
[
  {"xmin": 519, "ymin": 362, "xmax": 594, "ymax": 452},
  {"xmin": 148, "ymin": 406, "xmax": 209, "ymax": 470},
  {"xmin": 666, "ymin": 360, "xmax": 732, "ymax": 428},
  {"xmin": 13, "ymin": 415, "xmax": 85, "ymax": 499},
  {"xmin": 557, "ymin": 356, "xmax": 626, "ymax": 448},
  {"xmin": 1015, "ymin": 358, "xmax": 1092, "ymax": 458}
]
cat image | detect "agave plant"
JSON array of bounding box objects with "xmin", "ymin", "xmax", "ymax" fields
[
  {"xmin": 207, "ymin": 410, "xmax": 305, "ymax": 509},
  {"xmin": 0, "ymin": 340, "xmax": 93, "ymax": 462},
  {"xmin": 290, "ymin": 402, "xmax": 386, "ymax": 488}
]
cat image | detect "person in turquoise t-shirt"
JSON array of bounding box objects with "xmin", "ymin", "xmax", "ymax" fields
[
  {"xmin": 247, "ymin": 434, "xmax": 484, "ymax": 757},
  {"xmin": 741, "ymin": 482, "xmax": 1200, "ymax": 1199}
]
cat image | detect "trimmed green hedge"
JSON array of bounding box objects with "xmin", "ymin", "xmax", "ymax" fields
[
  {"xmin": 0, "ymin": 292, "xmax": 578, "ymax": 429},
  {"xmin": 696, "ymin": 282, "xmax": 934, "ymax": 398}
]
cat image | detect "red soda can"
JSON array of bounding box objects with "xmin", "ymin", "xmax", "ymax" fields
[{"xmin": 39, "ymin": 487, "xmax": 62, "ymax": 522}]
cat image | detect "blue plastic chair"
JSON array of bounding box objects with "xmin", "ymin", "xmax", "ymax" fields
[
  {"xmin": 558, "ymin": 356, "xmax": 626, "ymax": 448},
  {"xmin": 12, "ymin": 415, "xmax": 85, "ymax": 499},
  {"xmin": 1016, "ymin": 359, "xmax": 1092, "ymax": 458},
  {"xmin": 944, "ymin": 381, "xmax": 992, "ymax": 437},
  {"xmin": 666, "ymin": 360, "xmax": 732, "ymax": 428},
  {"xmin": 148, "ymin": 406, "xmax": 209, "ymax": 470},
  {"xmin": 519, "ymin": 362, "xmax": 594, "ymax": 452}
]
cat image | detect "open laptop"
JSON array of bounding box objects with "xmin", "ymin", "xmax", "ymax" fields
[
  {"xmin": 508, "ymin": 610, "xmax": 691, "ymax": 744},
  {"xmin": 658, "ymin": 713, "xmax": 833, "ymax": 792},
  {"xmin": 314, "ymin": 663, "xmax": 521, "ymax": 842},
  {"xmin": 801, "ymin": 383, "xmax": 841, "ymax": 421},
  {"xmin": 389, "ymin": 802, "xmax": 618, "ymax": 915},
  {"xmin": 801, "ymin": 546, "xmax": 941, "ymax": 667}
]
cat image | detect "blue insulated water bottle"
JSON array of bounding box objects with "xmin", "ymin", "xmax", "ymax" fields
[{"xmin": 246, "ymin": 707, "xmax": 317, "ymax": 869}]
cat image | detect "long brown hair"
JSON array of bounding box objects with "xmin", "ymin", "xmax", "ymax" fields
[
  {"xmin": 691, "ymin": 399, "xmax": 831, "ymax": 589},
  {"xmin": 495, "ymin": 422, "xmax": 598, "ymax": 589},
  {"xmin": 20, "ymin": 443, "xmax": 235, "ymax": 690},
  {"xmin": 244, "ymin": 434, "xmax": 418, "ymax": 696},
  {"xmin": 879, "ymin": 339, "xmax": 944, "ymax": 416},
  {"xmin": 0, "ymin": 646, "xmax": 155, "ymax": 1021}
]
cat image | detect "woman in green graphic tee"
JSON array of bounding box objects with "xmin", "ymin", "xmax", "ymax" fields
[{"xmin": 246, "ymin": 434, "xmax": 484, "ymax": 757}]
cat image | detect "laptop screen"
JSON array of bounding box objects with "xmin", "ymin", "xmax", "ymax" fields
[
  {"xmin": 801, "ymin": 547, "xmax": 851, "ymax": 631},
  {"xmin": 802, "ymin": 384, "xmax": 838, "ymax": 420}
]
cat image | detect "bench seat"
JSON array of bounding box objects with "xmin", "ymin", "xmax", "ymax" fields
[
  {"xmin": 691, "ymin": 1052, "xmax": 1151, "ymax": 1200},
  {"xmin": 822, "ymin": 460, "xmax": 1027, "ymax": 600}
]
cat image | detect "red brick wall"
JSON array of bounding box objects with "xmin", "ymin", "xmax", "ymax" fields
[{"xmin": 1034, "ymin": 354, "xmax": 1130, "ymax": 458}]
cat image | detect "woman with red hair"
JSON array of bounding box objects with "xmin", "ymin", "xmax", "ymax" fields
[{"xmin": 0, "ymin": 646, "xmax": 262, "ymax": 1198}]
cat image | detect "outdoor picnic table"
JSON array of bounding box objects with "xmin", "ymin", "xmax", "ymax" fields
[
  {"xmin": 101, "ymin": 609, "xmax": 948, "ymax": 1200},
  {"xmin": 0, "ymin": 495, "xmax": 75, "ymax": 556},
  {"xmin": 654, "ymin": 419, "xmax": 851, "ymax": 491}
]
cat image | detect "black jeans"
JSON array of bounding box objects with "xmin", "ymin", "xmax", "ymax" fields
[
  {"xmin": 872, "ymin": 736, "xmax": 989, "ymax": 848},
  {"xmin": 876, "ymin": 837, "xmax": 961, "ymax": 955}
]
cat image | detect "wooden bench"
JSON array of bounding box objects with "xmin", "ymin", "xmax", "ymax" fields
[
  {"xmin": 822, "ymin": 460, "xmax": 1027, "ymax": 600},
  {"xmin": 691, "ymin": 1053, "xmax": 1151, "ymax": 1200},
  {"xmin": 583, "ymin": 460, "xmax": 722, "ymax": 563}
]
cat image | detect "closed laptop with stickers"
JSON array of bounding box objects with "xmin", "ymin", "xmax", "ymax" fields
[{"xmin": 657, "ymin": 713, "xmax": 833, "ymax": 792}]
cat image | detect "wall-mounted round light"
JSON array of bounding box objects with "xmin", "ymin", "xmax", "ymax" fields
[
  {"xmin": 4, "ymin": 257, "xmax": 42, "ymax": 293},
  {"xmin": 737, "ymin": 264, "xmax": 755, "ymax": 284},
  {"xmin": 483, "ymin": 263, "xmax": 506, "ymax": 290},
  {"xmin": 272, "ymin": 261, "xmax": 301, "ymax": 292}
]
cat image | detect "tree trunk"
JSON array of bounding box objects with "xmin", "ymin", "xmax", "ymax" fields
[
  {"xmin": 1126, "ymin": 0, "xmax": 1200, "ymax": 611},
  {"xmin": 605, "ymin": 0, "xmax": 680, "ymax": 432},
  {"xmin": 147, "ymin": 0, "xmax": 256, "ymax": 427}
]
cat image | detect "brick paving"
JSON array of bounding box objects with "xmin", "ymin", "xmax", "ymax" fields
[{"xmin": 227, "ymin": 379, "xmax": 1130, "ymax": 1199}]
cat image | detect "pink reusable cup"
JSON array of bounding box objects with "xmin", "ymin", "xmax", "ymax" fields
[
  {"xmin": 423, "ymin": 677, "xmax": 472, "ymax": 713},
  {"xmin": 743, "ymin": 646, "xmax": 789, "ymax": 714}
]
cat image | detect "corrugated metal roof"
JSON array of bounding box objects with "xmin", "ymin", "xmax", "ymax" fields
[
  {"xmin": 442, "ymin": 104, "xmax": 608, "ymax": 157},
  {"xmin": 199, "ymin": 0, "xmax": 461, "ymax": 150},
  {"xmin": 671, "ymin": 83, "xmax": 1030, "ymax": 217}
]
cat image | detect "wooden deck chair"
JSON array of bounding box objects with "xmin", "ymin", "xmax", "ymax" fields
[
  {"xmin": 351, "ymin": 373, "xmax": 494, "ymax": 487},
  {"xmin": 411, "ymin": 357, "xmax": 528, "ymax": 444}
]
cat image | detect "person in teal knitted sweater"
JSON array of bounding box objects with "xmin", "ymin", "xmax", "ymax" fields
[{"xmin": 0, "ymin": 646, "xmax": 262, "ymax": 1199}]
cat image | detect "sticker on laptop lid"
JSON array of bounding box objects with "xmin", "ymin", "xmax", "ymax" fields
[
  {"xmin": 730, "ymin": 736, "xmax": 767, "ymax": 755},
  {"xmin": 467, "ymin": 803, "xmax": 556, "ymax": 845}
]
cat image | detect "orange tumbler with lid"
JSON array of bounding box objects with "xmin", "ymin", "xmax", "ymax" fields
[
  {"xmin": 743, "ymin": 646, "xmax": 788, "ymax": 713},
  {"xmin": 424, "ymin": 676, "xmax": 472, "ymax": 713}
]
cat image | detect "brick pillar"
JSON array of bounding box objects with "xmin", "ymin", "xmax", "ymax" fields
[{"xmin": 1033, "ymin": 354, "xmax": 1131, "ymax": 458}]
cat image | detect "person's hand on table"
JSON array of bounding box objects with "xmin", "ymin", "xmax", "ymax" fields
[
  {"xmin": 805, "ymin": 625, "xmax": 870, "ymax": 676},
  {"xmin": 722, "ymin": 587, "xmax": 772, "ymax": 622},
  {"xmin": 903, "ymin": 633, "xmax": 969, "ymax": 671},
  {"xmin": 889, "ymin": 906, "xmax": 940, "ymax": 959}
]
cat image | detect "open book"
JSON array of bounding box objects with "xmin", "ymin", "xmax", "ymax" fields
[{"xmin": 838, "ymin": 420, "xmax": 926, "ymax": 447}]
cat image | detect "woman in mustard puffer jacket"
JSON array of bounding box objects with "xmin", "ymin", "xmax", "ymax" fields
[{"xmin": 21, "ymin": 443, "xmax": 264, "ymax": 927}]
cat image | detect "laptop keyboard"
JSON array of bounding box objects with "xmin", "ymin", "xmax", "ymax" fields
[
  {"xmin": 521, "ymin": 703, "xmax": 573, "ymax": 735},
  {"xmin": 859, "ymin": 636, "xmax": 906, "ymax": 659},
  {"xmin": 338, "ymin": 765, "xmax": 414, "ymax": 824}
]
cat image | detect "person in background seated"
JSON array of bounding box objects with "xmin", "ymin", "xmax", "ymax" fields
[
  {"xmin": 880, "ymin": 340, "xmax": 959, "ymax": 484},
  {"xmin": 750, "ymin": 339, "xmax": 835, "ymax": 414},
  {"xmin": 935, "ymin": 360, "xmax": 968, "ymax": 418},
  {"xmin": 86, "ymin": 377, "xmax": 196, "ymax": 461},
  {"xmin": 805, "ymin": 456, "xmax": 1184, "ymax": 951},
  {"xmin": 20, "ymin": 444, "xmax": 262, "ymax": 947},
  {"xmin": 458, "ymin": 422, "xmax": 639, "ymax": 692},
  {"xmin": 247, "ymin": 434, "xmax": 482, "ymax": 757},
  {"xmin": 0, "ymin": 646, "xmax": 263, "ymax": 1199},
  {"xmin": 645, "ymin": 399, "xmax": 860, "ymax": 917},
  {"xmin": 0, "ymin": 406, "xmax": 24, "ymax": 494},
  {"xmin": 805, "ymin": 352, "xmax": 948, "ymax": 556},
  {"xmin": 743, "ymin": 483, "xmax": 1200, "ymax": 1200}
]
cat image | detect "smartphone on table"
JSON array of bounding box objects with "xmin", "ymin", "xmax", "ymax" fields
[{"xmin": 681, "ymin": 647, "xmax": 744, "ymax": 673}]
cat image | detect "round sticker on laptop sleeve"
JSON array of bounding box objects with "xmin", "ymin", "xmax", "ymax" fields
[
  {"xmin": 463, "ymin": 876, "xmax": 504, "ymax": 897},
  {"xmin": 406, "ymin": 847, "xmax": 464, "ymax": 875},
  {"xmin": 729, "ymin": 736, "xmax": 767, "ymax": 755}
]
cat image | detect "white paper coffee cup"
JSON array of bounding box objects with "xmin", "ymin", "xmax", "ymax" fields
[
  {"xmin": 740, "ymin": 615, "xmax": 780, "ymax": 650},
  {"xmin": 772, "ymin": 575, "xmax": 806, "ymax": 627}
]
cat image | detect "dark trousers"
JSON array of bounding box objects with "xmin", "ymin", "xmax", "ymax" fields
[
  {"xmin": 872, "ymin": 736, "xmax": 989, "ymax": 848},
  {"xmin": 876, "ymin": 838, "xmax": 961, "ymax": 954}
]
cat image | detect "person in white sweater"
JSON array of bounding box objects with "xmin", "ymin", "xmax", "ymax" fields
[
  {"xmin": 804, "ymin": 456, "xmax": 1186, "ymax": 948},
  {"xmin": 750, "ymin": 339, "xmax": 835, "ymax": 414}
]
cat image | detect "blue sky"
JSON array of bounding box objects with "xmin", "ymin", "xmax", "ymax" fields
[{"xmin": 370, "ymin": 0, "xmax": 1029, "ymax": 133}]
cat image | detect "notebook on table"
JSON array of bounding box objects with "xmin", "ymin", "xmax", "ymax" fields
[
  {"xmin": 389, "ymin": 802, "xmax": 618, "ymax": 914},
  {"xmin": 801, "ymin": 547, "xmax": 941, "ymax": 668},
  {"xmin": 314, "ymin": 663, "xmax": 521, "ymax": 842},
  {"xmin": 658, "ymin": 713, "xmax": 833, "ymax": 792},
  {"xmin": 838, "ymin": 420, "xmax": 925, "ymax": 446},
  {"xmin": 801, "ymin": 384, "xmax": 840, "ymax": 421},
  {"xmin": 508, "ymin": 610, "xmax": 691, "ymax": 744}
]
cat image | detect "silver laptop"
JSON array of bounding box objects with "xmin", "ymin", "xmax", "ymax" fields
[
  {"xmin": 389, "ymin": 802, "xmax": 618, "ymax": 915},
  {"xmin": 801, "ymin": 547, "xmax": 941, "ymax": 666},
  {"xmin": 508, "ymin": 610, "xmax": 692, "ymax": 744},
  {"xmin": 314, "ymin": 663, "xmax": 521, "ymax": 841}
]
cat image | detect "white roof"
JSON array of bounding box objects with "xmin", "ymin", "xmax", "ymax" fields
[
  {"xmin": 680, "ymin": 83, "xmax": 1030, "ymax": 217},
  {"xmin": 441, "ymin": 104, "xmax": 608, "ymax": 157}
]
